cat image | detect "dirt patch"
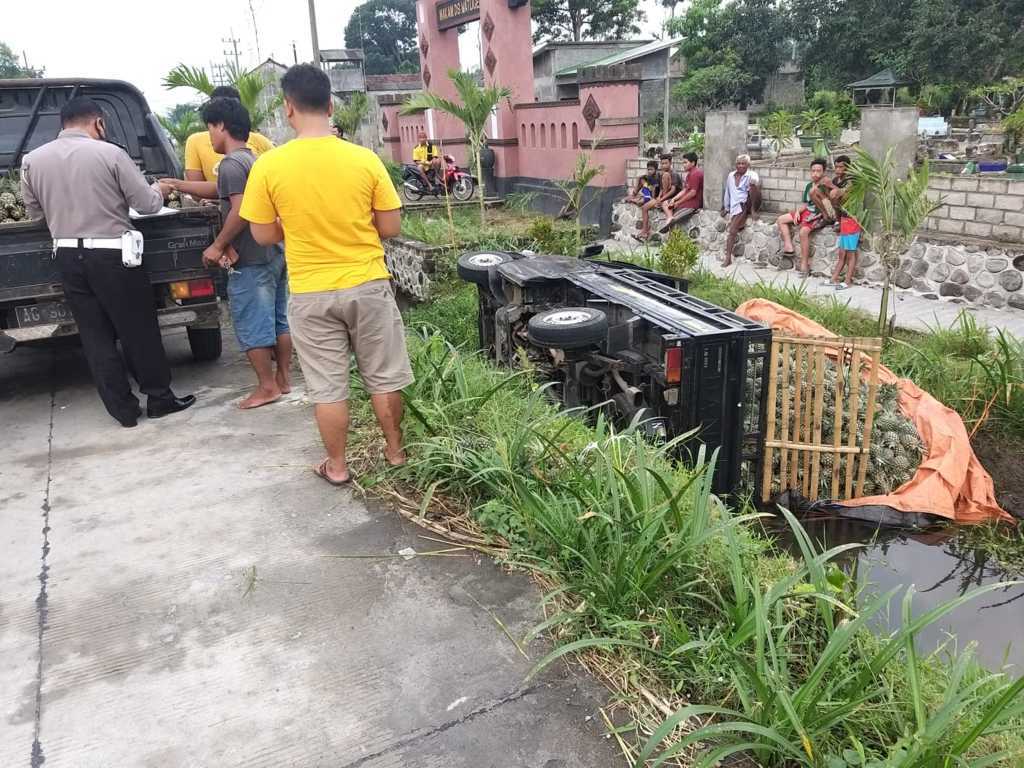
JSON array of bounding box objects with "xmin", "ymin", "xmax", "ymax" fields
[{"xmin": 974, "ymin": 430, "xmax": 1024, "ymax": 520}]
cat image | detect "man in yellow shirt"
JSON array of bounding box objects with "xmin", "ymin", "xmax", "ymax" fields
[
  {"xmin": 240, "ymin": 64, "xmax": 411, "ymax": 486},
  {"xmin": 412, "ymin": 130, "xmax": 443, "ymax": 192},
  {"xmin": 162, "ymin": 85, "xmax": 274, "ymax": 200}
]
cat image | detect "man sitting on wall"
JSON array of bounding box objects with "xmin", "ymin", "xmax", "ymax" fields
[
  {"xmin": 635, "ymin": 155, "xmax": 681, "ymax": 242},
  {"xmin": 659, "ymin": 152, "xmax": 704, "ymax": 234},
  {"xmin": 720, "ymin": 154, "xmax": 761, "ymax": 266},
  {"xmin": 412, "ymin": 131, "xmax": 444, "ymax": 192}
]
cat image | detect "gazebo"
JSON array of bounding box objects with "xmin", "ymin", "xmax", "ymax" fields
[{"xmin": 847, "ymin": 69, "xmax": 910, "ymax": 108}]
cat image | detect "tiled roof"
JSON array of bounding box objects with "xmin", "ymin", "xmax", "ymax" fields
[{"xmin": 365, "ymin": 73, "xmax": 422, "ymax": 92}]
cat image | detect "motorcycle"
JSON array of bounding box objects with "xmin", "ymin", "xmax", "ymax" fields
[{"xmin": 401, "ymin": 155, "xmax": 476, "ymax": 203}]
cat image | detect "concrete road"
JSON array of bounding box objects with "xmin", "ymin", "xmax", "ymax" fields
[{"xmin": 0, "ymin": 322, "xmax": 620, "ymax": 767}]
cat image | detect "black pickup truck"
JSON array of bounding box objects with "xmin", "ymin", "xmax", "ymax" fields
[{"xmin": 0, "ymin": 78, "xmax": 222, "ymax": 359}]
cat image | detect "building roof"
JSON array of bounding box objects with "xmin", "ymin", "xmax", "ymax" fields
[
  {"xmin": 320, "ymin": 48, "xmax": 365, "ymax": 63},
  {"xmin": 532, "ymin": 39, "xmax": 652, "ymax": 59},
  {"xmin": 365, "ymin": 73, "xmax": 422, "ymax": 92},
  {"xmin": 248, "ymin": 58, "xmax": 289, "ymax": 75},
  {"xmin": 847, "ymin": 68, "xmax": 910, "ymax": 89},
  {"xmin": 554, "ymin": 38, "xmax": 682, "ymax": 77}
]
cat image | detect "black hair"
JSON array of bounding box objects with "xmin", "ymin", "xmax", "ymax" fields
[
  {"xmin": 683, "ymin": 151, "xmax": 698, "ymax": 163},
  {"xmin": 659, "ymin": 153, "xmax": 673, "ymax": 162},
  {"xmin": 210, "ymin": 85, "xmax": 241, "ymax": 100},
  {"xmin": 811, "ymin": 157, "xmax": 828, "ymax": 170},
  {"xmin": 60, "ymin": 97, "xmax": 103, "ymax": 127},
  {"xmin": 201, "ymin": 97, "xmax": 251, "ymax": 141},
  {"xmin": 646, "ymin": 160, "xmax": 658, "ymax": 169},
  {"xmin": 834, "ymin": 154, "xmax": 851, "ymax": 165},
  {"xmin": 280, "ymin": 64, "xmax": 331, "ymax": 112}
]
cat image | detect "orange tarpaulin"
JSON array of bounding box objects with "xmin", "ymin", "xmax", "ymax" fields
[{"xmin": 737, "ymin": 299, "xmax": 1010, "ymax": 524}]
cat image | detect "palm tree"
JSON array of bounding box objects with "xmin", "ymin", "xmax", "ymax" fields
[
  {"xmin": 163, "ymin": 62, "xmax": 282, "ymax": 131},
  {"xmin": 333, "ymin": 92, "xmax": 370, "ymax": 139},
  {"xmin": 158, "ymin": 106, "xmax": 202, "ymax": 163},
  {"xmin": 401, "ymin": 69, "xmax": 511, "ymax": 223},
  {"xmin": 844, "ymin": 148, "xmax": 941, "ymax": 337},
  {"xmin": 758, "ymin": 110, "xmax": 793, "ymax": 164},
  {"xmin": 555, "ymin": 149, "xmax": 605, "ymax": 252}
]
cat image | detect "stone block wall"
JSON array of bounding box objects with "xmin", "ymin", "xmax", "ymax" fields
[
  {"xmin": 610, "ymin": 203, "xmax": 1024, "ymax": 310},
  {"xmin": 384, "ymin": 237, "xmax": 443, "ymax": 302}
]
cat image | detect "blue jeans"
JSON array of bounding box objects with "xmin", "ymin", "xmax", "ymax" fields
[{"xmin": 227, "ymin": 254, "xmax": 289, "ymax": 351}]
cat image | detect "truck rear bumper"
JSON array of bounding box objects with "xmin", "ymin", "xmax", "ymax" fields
[{"xmin": 0, "ymin": 300, "xmax": 220, "ymax": 352}]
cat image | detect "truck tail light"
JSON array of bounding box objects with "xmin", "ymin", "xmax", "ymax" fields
[
  {"xmin": 170, "ymin": 278, "xmax": 215, "ymax": 299},
  {"xmin": 665, "ymin": 346, "xmax": 683, "ymax": 384}
]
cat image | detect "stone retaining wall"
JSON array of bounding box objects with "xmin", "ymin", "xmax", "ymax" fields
[
  {"xmin": 384, "ymin": 237, "xmax": 444, "ymax": 302},
  {"xmin": 611, "ymin": 203, "xmax": 1024, "ymax": 310},
  {"xmin": 624, "ymin": 158, "xmax": 1024, "ymax": 244}
]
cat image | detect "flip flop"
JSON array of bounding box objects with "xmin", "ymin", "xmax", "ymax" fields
[{"xmin": 313, "ymin": 458, "xmax": 352, "ymax": 486}]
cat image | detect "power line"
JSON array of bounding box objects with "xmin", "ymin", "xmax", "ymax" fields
[{"xmin": 223, "ymin": 32, "xmax": 241, "ymax": 69}]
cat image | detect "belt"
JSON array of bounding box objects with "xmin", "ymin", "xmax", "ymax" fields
[{"xmin": 54, "ymin": 237, "xmax": 122, "ymax": 250}]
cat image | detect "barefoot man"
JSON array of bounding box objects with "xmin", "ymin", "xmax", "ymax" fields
[
  {"xmin": 198, "ymin": 97, "xmax": 292, "ymax": 408},
  {"xmin": 241, "ymin": 64, "xmax": 412, "ymax": 485}
]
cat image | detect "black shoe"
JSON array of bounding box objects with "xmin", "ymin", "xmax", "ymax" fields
[
  {"xmin": 116, "ymin": 404, "xmax": 142, "ymax": 428},
  {"xmin": 147, "ymin": 394, "xmax": 196, "ymax": 419}
]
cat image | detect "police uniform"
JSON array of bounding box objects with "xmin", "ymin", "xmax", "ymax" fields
[{"xmin": 21, "ymin": 128, "xmax": 187, "ymax": 426}]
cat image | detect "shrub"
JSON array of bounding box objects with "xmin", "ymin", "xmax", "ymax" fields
[{"xmin": 659, "ymin": 229, "xmax": 700, "ymax": 277}]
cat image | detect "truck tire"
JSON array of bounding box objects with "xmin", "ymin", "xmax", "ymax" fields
[
  {"xmin": 527, "ymin": 307, "xmax": 608, "ymax": 349},
  {"xmin": 187, "ymin": 326, "xmax": 222, "ymax": 362},
  {"xmin": 457, "ymin": 251, "xmax": 512, "ymax": 286}
]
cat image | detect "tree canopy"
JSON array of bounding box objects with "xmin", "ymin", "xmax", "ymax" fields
[
  {"xmin": 531, "ymin": 0, "xmax": 646, "ymax": 42},
  {"xmin": 344, "ymin": 0, "xmax": 419, "ymax": 75},
  {"xmin": 0, "ymin": 42, "xmax": 43, "ymax": 78}
]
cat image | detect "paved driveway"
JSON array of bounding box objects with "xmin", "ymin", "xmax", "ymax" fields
[{"xmin": 0, "ymin": 322, "xmax": 619, "ymax": 767}]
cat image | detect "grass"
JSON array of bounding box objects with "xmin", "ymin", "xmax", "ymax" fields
[
  {"xmin": 399, "ymin": 207, "xmax": 582, "ymax": 252},
  {"xmin": 344, "ymin": 273, "xmax": 1024, "ymax": 765}
]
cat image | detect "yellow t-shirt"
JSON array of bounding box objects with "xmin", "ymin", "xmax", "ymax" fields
[
  {"xmin": 240, "ymin": 136, "xmax": 403, "ymax": 294},
  {"xmin": 184, "ymin": 130, "xmax": 274, "ymax": 181},
  {"xmin": 412, "ymin": 143, "xmax": 431, "ymax": 165}
]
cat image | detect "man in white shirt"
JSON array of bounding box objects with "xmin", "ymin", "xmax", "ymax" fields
[{"xmin": 719, "ymin": 154, "xmax": 761, "ymax": 266}]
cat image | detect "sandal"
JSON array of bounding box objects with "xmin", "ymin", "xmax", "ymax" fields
[{"xmin": 313, "ymin": 458, "xmax": 352, "ymax": 486}]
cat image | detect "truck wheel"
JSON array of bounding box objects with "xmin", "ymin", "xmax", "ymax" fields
[
  {"xmin": 187, "ymin": 327, "xmax": 222, "ymax": 362},
  {"xmin": 457, "ymin": 251, "xmax": 512, "ymax": 286},
  {"xmin": 527, "ymin": 307, "xmax": 608, "ymax": 349}
]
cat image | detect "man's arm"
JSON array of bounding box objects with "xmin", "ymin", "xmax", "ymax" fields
[
  {"xmin": 250, "ymin": 220, "xmax": 284, "ymax": 245},
  {"xmin": 373, "ymin": 208, "xmax": 401, "ymax": 240},
  {"xmin": 164, "ymin": 174, "xmax": 218, "ymax": 200},
  {"xmin": 203, "ymin": 192, "xmax": 248, "ymax": 265},
  {"xmin": 19, "ymin": 162, "xmax": 43, "ymax": 221},
  {"xmin": 112, "ymin": 150, "xmax": 164, "ymax": 214}
]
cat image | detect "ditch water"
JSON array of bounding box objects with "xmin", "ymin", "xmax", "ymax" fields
[{"xmin": 766, "ymin": 515, "xmax": 1024, "ymax": 672}]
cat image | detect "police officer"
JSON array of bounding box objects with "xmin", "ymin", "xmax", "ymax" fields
[{"xmin": 20, "ymin": 97, "xmax": 196, "ymax": 427}]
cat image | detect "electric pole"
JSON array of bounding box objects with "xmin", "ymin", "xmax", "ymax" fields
[
  {"xmin": 223, "ymin": 32, "xmax": 241, "ymax": 70},
  {"xmin": 308, "ymin": 0, "xmax": 321, "ymax": 67}
]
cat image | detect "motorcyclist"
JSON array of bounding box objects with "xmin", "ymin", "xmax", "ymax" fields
[{"xmin": 412, "ymin": 131, "xmax": 444, "ymax": 192}]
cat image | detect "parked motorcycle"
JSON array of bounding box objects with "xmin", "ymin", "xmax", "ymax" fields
[{"xmin": 401, "ymin": 155, "xmax": 476, "ymax": 202}]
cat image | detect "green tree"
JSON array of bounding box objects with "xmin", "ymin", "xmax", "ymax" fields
[
  {"xmin": 344, "ymin": 0, "xmax": 419, "ymax": 75},
  {"xmin": 401, "ymin": 70, "xmax": 511, "ymax": 223},
  {"xmin": 531, "ymin": 0, "xmax": 645, "ymax": 42},
  {"xmin": 844, "ymin": 148, "xmax": 940, "ymax": 336},
  {"xmin": 158, "ymin": 104, "xmax": 202, "ymax": 163},
  {"xmin": 675, "ymin": 57, "xmax": 753, "ymax": 110},
  {"xmin": 668, "ymin": 0, "xmax": 788, "ymax": 107},
  {"xmin": 332, "ymin": 92, "xmax": 370, "ymax": 138},
  {"xmin": 0, "ymin": 41, "xmax": 43, "ymax": 78},
  {"xmin": 163, "ymin": 63, "xmax": 282, "ymax": 131},
  {"xmin": 759, "ymin": 109, "xmax": 794, "ymax": 163},
  {"xmin": 555, "ymin": 150, "xmax": 605, "ymax": 252}
]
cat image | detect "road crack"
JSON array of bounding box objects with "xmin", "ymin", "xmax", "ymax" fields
[
  {"xmin": 339, "ymin": 684, "xmax": 541, "ymax": 767},
  {"xmin": 30, "ymin": 352, "xmax": 56, "ymax": 768}
]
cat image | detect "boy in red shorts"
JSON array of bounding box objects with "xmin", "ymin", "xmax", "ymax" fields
[{"xmin": 776, "ymin": 158, "xmax": 829, "ymax": 275}]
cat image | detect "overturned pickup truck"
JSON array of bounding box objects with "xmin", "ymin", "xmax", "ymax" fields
[
  {"xmin": 0, "ymin": 78, "xmax": 222, "ymax": 359},
  {"xmin": 457, "ymin": 248, "xmax": 771, "ymax": 496}
]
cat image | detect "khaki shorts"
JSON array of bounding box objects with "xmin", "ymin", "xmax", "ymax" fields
[{"xmin": 288, "ymin": 279, "xmax": 414, "ymax": 403}]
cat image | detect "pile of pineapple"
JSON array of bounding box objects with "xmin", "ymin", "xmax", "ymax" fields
[
  {"xmin": 759, "ymin": 348, "xmax": 925, "ymax": 500},
  {"xmin": 0, "ymin": 172, "xmax": 27, "ymax": 225},
  {"xmin": 165, "ymin": 189, "xmax": 183, "ymax": 209}
]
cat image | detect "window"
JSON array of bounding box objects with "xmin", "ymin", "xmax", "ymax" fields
[
  {"xmin": 560, "ymin": 123, "xmax": 567, "ymax": 148},
  {"xmin": 540, "ymin": 123, "xmax": 546, "ymax": 148},
  {"xmin": 530, "ymin": 123, "xmax": 536, "ymax": 146},
  {"xmin": 571, "ymin": 122, "xmax": 579, "ymax": 149}
]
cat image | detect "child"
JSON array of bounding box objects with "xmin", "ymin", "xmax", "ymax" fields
[
  {"xmin": 624, "ymin": 161, "xmax": 660, "ymax": 207},
  {"xmin": 826, "ymin": 155, "xmax": 858, "ymax": 289}
]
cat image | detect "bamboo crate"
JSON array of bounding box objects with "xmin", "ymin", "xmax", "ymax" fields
[{"xmin": 761, "ymin": 335, "xmax": 883, "ymax": 503}]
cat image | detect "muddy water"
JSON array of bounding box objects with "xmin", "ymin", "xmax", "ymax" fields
[{"xmin": 766, "ymin": 516, "xmax": 1024, "ymax": 672}]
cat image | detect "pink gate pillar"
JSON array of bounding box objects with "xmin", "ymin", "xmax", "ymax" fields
[
  {"xmin": 479, "ymin": 0, "xmax": 535, "ymax": 178},
  {"xmin": 415, "ymin": 0, "xmax": 468, "ymax": 162},
  {"xmin": 379, "ymin": 99, "xmax": 404, "ymax": 163}
]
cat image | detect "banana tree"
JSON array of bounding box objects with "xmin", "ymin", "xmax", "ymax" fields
[
  {"xmin": 163, "ymin": 62, "xmax": 282, "ymax": 131},
  {"xmin": 844, "ymin": 148, "xmax": 940, "ymax": 337},
  {"xmin": 401, "ymin": 69, "xmax": 511, "ymax": 224}
]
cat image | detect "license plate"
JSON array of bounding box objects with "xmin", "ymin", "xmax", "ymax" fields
[{"xmin": 13, "ymin": 302, "xmax": 74, "ymax": 328}]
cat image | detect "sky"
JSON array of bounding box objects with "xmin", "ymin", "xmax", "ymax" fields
[{"xmin": 7, "ymin": 0, "xmax": 671, "ymax": 117}]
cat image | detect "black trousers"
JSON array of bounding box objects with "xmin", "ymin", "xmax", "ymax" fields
[{"xmin": 57, "ymin": 247, "xmax": 174, "ymax": 422}]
